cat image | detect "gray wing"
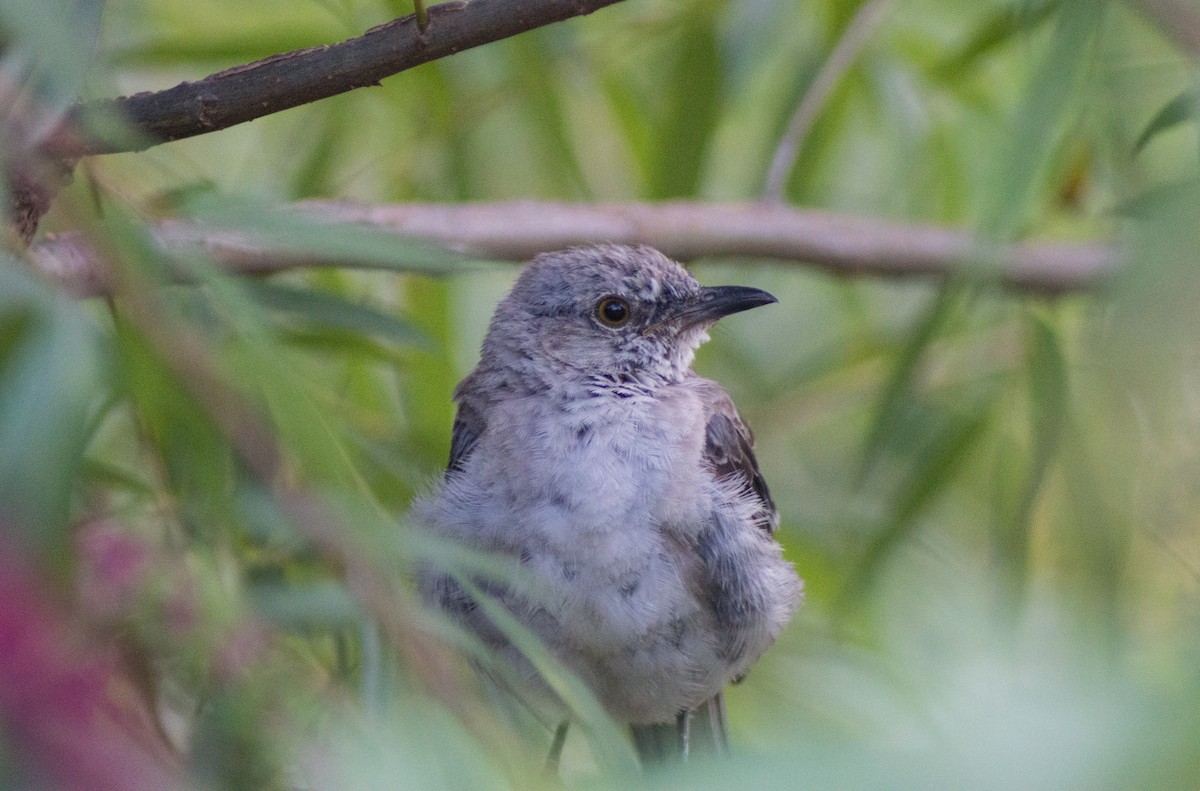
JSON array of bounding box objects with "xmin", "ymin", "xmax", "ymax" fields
[
  {"xmin": 701, "ymin": 387, "xmax": 779, "ymax": 534},
  {"xmin": 446, "ymin": 373, "xmax": 488, "ymax": 478},
  {"xmin": 446, "ymin": 398, "xmax": 485, "ymax": 478}
]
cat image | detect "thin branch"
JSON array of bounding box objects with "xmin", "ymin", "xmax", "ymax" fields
[
  {"xmin": 44, "ymin": 0, "xmax": 627, "ymax": 158},
  {"xmin": 1129, "ymin": 0, "xmax": 1200, "ymax": 57},
  {"xmin": 28, "ymin": 200, "xmax": 1121, "ymax": 296},
  {"xmin": 762, "ymin": 0, "xmax": 894, "ymax": 201}
]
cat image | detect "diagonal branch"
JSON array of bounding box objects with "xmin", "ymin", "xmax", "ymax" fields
[
  {"xmin": 28, "ymin": 200, "xmax": 1121, "ymax": 296},
  {"xmin": 44, "ymin": 0, "xmax": 627, "ymax": 158}
]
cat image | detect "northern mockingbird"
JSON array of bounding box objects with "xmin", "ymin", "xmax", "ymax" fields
[{"xmin": 415, "ymin": 244, "xmax": 802, "ymax": 764}]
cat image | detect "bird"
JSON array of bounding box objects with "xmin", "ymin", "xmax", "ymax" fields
[{"xmin": 414, "ymin": 244, "xmax": 802, "ymax": 767}]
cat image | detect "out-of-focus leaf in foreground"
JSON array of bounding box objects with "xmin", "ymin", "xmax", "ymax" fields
[
  {"xmin": 0, "ymin": 256, "xmax": 102, "ymax": 549},
  {"xmin": 178, "ymin": 190, "xmax": 490, "ymax": 275}
]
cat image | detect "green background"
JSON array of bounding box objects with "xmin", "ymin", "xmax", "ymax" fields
[{"xmin": 5, "ymin": 0, "xmax": 1200, "ymax": 786}]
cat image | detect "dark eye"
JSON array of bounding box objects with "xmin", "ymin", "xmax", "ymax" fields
[{"xmin": 596, "ymin": 297, "xmax": 631, "ymax": 327}]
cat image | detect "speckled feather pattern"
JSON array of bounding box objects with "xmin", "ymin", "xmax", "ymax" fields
[{"xmin": 414, "ymin": 245, "xmax": 802, "ymax": 725}]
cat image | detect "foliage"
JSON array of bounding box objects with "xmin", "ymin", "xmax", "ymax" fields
[{"xmin": 4, "ymin": 0, "xmax": 1200, "ymax": 787}]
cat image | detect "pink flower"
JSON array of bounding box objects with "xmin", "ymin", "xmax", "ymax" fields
[{"xmin": 0, "ymin": 538, "xmax": 184, "ymax": 791}]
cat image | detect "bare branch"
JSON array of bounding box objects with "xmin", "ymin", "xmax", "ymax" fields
[
  {"xmin": 1, "ymin": 70, "xmax": 81, "ymax": 244},
  {"xmin": 1129, "ymin": 0, "xmax": 1200, "ymax": 57},
  {"xmin": 29, "ymin": 201, "xmax": 1120, "ymax": 296},
  {"xmin": 762, "ymin": 0, "xmax": 894, "ymax": 201},
  {"xmin": 44, "ymin": 0, "xmax": 628, "ymax": 158}
]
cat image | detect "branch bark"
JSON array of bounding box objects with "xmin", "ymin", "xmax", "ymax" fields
[
  {"xmin": 44, "ymin": 0, "xmax": 627, "ymax": 158},
  {"xmin": 29, "ymin": 200, "xmax": 1120, "ymax": 296}
]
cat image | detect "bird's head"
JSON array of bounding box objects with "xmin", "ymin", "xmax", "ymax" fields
[{"xmin": 480, "ymin": 244, "xmax": 777, "ymax": 387}]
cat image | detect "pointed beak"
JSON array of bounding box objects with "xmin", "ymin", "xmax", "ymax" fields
[{"xmin": 670, "ymin": 285, "xmax": 778, "ymax": 329}]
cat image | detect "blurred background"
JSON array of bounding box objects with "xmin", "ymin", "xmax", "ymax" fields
[{"xmin": 4, "ymin": 0, "xmax": 1200, "ymax": 787}]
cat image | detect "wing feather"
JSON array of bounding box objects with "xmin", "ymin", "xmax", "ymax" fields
[
  {"xmin": 446, "ymin": 400, "xmax": 484, "ymax": 478},
  {"xmin": 700, "ymin": 386, "xmax": 779, "ymax": 534}
]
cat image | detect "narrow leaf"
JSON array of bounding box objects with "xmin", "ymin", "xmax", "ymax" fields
[
  {"xmin": 243, "ymin": 281, "xmax": 430, "ymax": 350},
  {"xmin": 1134, "ymin": 89, "xmax": 1199, "ymax": 154}
]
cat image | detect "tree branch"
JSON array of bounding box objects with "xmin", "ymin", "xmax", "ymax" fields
[
  {"xmin": 29, "ymin": 200, "xmax": 1120, "ymax": 296},
  {"xmin": 45, "ymin": 0, "xmax": 627, "ymax": 158}
]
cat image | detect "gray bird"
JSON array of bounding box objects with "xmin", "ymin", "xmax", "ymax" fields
[{"xmin": 415, "ymin": 244, "xmax": 802, "ymax": 765}]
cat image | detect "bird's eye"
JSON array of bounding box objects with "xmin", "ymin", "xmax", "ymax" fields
[{"xmin": 596, "ymin": 297, "xmax": 631, "ymax": 327}]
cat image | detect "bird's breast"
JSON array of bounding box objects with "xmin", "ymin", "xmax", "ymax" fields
[{"xmin": 491, "ymin": 390, "xmax": 708, "ymax": 534}]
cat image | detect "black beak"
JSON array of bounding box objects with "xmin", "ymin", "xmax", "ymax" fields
[{"xmin": 671, "ymin": 285, "xmax": 778, "ymax": 329}]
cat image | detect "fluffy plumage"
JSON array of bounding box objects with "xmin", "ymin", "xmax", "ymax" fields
[{"xmin": 414, "ymin": 244, "xmax": 802, "ymax": 756}]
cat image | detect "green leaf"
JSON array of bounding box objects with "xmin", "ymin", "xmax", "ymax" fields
[
  {"xmin": 859, "ymin": 284, "xmax": 959, "ymax": 482},
  {"xmin": 78, "ymin": 457, "xmax": 157, "ymax": 499},
  {"xmin": 600, "ymin": 74, "xmax": 655, "ymax": 192},
  {"xmin": 980, "ymin": 0, "xmax": 1107, "ymax": 241},
  {"xmin": 0, "ymin": 256, "xmax": 102, "ymax": 547},
  {"xmin": 990, "ymin": 311, "xmax": 1068, "ymax": 615},
  {"xmin": 1026, "ymin": 312, "xmax": 1067, "ymax": 453},
  {"xmin": 243, "ymin": 280, "xmax": 430, "ymax": 350},
  {"xmin": 0, "ymin": 0, "xmax": 103, "ymax": 112},
  {"xmin": 1134, "ymin": 89, "xmax": 1199, "ymax": 154},
  {"xmin": 847, "ymin": 398, "xmax": 994, "ymax": 603},
  {"xmin": 249, "ymin": 580, "xmax": 362, "ymax": 629},
  {"xmin": 454, "ymin": 576, "xmax": 639, "ymax": 774},
  {"xmin": 401, "ymin": 277, "xmax": 456, "ymax": 472},
  {"xmin": 288, "ymin": 106, "xmax": 351, "ymax": 199},
  {"xmin": 177, "ymin": 190, "xmax": 492, "ymax": 275},
  {"xmin": 932, "ymin": 0, "xmax": 1057, "ymax": 82},
  {"xmin": 106, "ymin": 31, "xmax": 331, "ymax": 67},
  {"xmin": 648, "ymin": 10, "xmax": 723, "ymax": 199},
  {"xmin": 506, "ymin": 34, "xmax": 593, "ymax": 198}
]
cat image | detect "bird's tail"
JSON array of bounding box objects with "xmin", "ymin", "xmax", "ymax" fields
[{"xmin": 630, "ymin": 693, "xmax": 728, "ymax": 766}]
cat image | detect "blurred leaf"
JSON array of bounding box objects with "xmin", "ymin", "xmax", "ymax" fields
[
  {"xmin": 275, "ymin": 326, "xmax": 412, "ymax": 364},
  {"xmin": 1, "ymin": 0, "xmax": 103, "ymax": 115},
  {"xmin": 78, "ymin": 457, "xmax": 157, "ymax": 498},
  {"xmin": 1026, "ymin": 312, "xmax": 1067, "ymax": 450},
  {"xmin": 243, "ymin": 280, "xmax": 430, "ymax": 350},
  {"xmin": 190, "ymin": 683, "xmax": 283, "ymax": 789},
  {"xmin": 12, "ymin": 0, "xmax": 1200, "ymax": 787},
  {"xmin": 932, "ymin": 0, "xmax": 1057, "ymax": 82},
  {"xmin": 401, "ymin": 277, "xmax": 456, "ymax": 471},
  {"xmin": 0, "ymin": 256, "xmax": 102, "ymax": 547},
  {"xmin": 648, "ymin": 10, "xmax": 723, "ymax": 199},
  {"xmin": 507, "ymin": 35, "xmax": 593, "ymax": 198},
  {"xmin": 250, "ymin": 580, "xmax": 362, "ymax": 629},
  {"xmin": 288, "ymin": 106, "xmax": 351, "ymax": 199},
  {"xmin": 302, "ymin": 698, "xmax": 509, "ymax": 791},
  {"xmin": 992, "ymin": 312, "xmax": 1068, "ymax": 615},
  {"xmin": 455, "ymin": 576, "xmax": 639, "ymax": 774},
  {"xmin": 859, "ymin": 284, "xmax": 958, "ymax": 481},
  {"xmin": 849, "ymin": 397, "xmax": 994, "ymax": 601},
  {"xmin": 980, "ymin": 0, "xmax": 1105, "ymax": 240},
  {"xmin": 1134, "ymin": 89, "xmax": 1199, "ymax": 154},
  {"xmin": 110, "ymin": 305, "xmax": 239, "ymax": 542},
  {"xmin": 106, "ymin": 31, "xmax": 333, "ymax": 67},
  {"xmin": 178, "ymin": 190, "xmax": 489, "ymax": 275},
  {"xmin": 600, "ymin": 73, "xmax": 654, "ymax": 191},
  {"xmin": 1112, "ymin": 177, "xmax": 1200, "ymax": 219}
]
